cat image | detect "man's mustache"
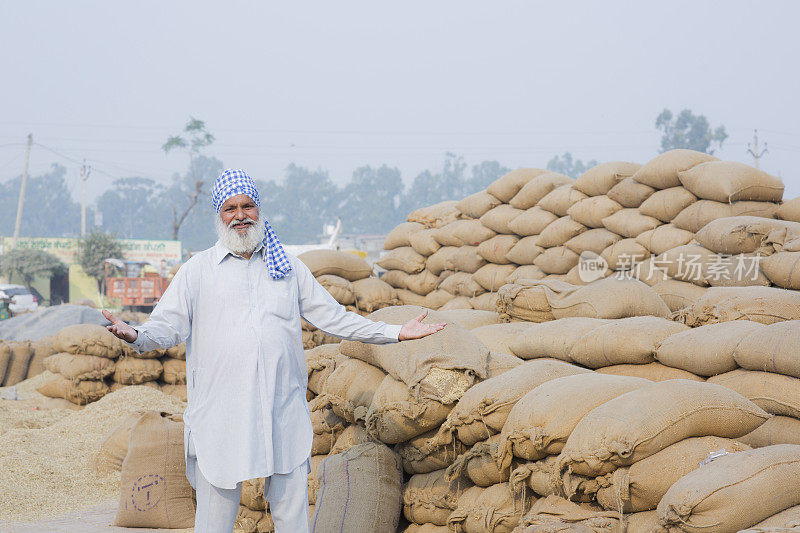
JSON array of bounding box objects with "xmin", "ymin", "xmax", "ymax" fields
[{"xmin": 228, "ymin": 218, "xmax": 256, "ymax": 229}]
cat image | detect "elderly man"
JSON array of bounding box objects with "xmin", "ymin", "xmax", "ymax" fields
[{"xmin": 103, "ymin": 169, "xmax": 445, "ymax": 533}]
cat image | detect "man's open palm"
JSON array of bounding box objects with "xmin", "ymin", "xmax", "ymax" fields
[
  {"xmin": 102, "ymin": 309, "xmax": 138, "ymax": 343},
  {"xmin": 398, "ymin": 310, "xmax": 446, "ymax": 341}
]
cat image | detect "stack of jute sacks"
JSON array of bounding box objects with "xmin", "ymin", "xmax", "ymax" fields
[
  {"xmin": 0, "ymin": 335, "xmax": 60, "ymax": 387},
  {"xmin": 378, "ymin": 149, "xmax": 800, "ymax": 315},
  {"xmin": 34, "ymin": 323, "xmax": 187, "ymax": 405}
]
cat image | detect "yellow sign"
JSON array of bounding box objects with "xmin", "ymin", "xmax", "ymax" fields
[{"xmin": 0, "ymin": 236, "xmax": 182, "ymax": 266}]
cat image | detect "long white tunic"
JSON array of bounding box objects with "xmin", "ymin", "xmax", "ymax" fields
[{"xmin": 129, "ymin": 241, "xmax": 401, "ymax": 489}]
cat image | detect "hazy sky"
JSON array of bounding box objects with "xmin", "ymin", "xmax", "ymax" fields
[{"xmin": 1, "ymin": 1, "xmax": 798, "ymax": 206}]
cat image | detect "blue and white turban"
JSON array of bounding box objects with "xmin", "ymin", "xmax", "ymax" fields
[{"xmin": 211, "ymin": 169, "xmax": 292, "ymax": 279}]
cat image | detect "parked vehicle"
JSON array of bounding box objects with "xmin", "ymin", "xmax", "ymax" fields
[{"xmin": 0, "ymin": 284, "xmax": 39, "ymax": 314}]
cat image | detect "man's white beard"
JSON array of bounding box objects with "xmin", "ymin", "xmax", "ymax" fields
[{"xmin": 215, "ymin": 214, "xmax": 265, "ymax": 256}]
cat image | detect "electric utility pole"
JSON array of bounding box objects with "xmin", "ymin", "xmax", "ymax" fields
[
  {"xmin": 12, "ymin": 133, "xmax": 33, "ymax": 246},
  {"xmin": 747, "ymin": 130, "xmax": 768, "ymax": 169},
  {"xmin": 81, "ymin": 160, "xmax": 91, "ymax": 236}
]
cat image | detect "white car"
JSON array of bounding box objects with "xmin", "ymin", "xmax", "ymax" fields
[{"xmin": 0, "ymin": 284, "xmax": 39, "ymax": 314}]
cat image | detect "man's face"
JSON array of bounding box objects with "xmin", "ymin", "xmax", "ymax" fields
[{"xmin": 220, "ymin": 194, "xmax": 259, "ymax": 235}]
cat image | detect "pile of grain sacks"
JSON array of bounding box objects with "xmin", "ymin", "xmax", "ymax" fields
[{"xmin": 0, "ymin": 336, "xmax": 60, "ymax": 387}]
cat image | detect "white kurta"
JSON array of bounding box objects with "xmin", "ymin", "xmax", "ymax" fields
[{"xmin": 129, "ymin": 241, "xmax": 401, "ymax": 489}]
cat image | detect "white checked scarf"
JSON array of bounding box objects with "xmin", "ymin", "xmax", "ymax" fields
[{"xmin": 211, "ymin": 169, "xmax": 293, "ymax": 279}]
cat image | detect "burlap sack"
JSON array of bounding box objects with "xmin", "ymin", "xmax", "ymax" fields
[
  {"xmin": 548, "ymin": 276, "xmax": 670, "ymax": 320},
  {"xmin": 44, "ymin": 352, "xmax": 115, "ymax": 381},
  {"xmin": 469, "ymin": 292, "xmax": 499, "ymax": 312},
  {"xmin": 316, "ymin": 274, "xmax": 355, "ymax": 305},
  {"xmin": 516, "ymin": 495, "xmax": 619, "ymax": 532},
  {"xmin": 426, "ymin": 246, "xmax": 459, "ymax": 276},
  {"xmin": 37, "ymin": 375, "xmax": 109, "ymax": 405},
  {"xmin": 423, "ymin": 289, "xmax": 453, "ymax": 310},
  {"xmin": 507, "ymin": 317, "xmax": 609, "ymax": 362},
  {"xmin": 451, "ymin": 246, "xmax": 487, "ymax": 274},
  {"xmin": 509, "ymin": 172, "xmax": 574, "ymax": 209},
  {"xmin": 747, "ymin": 504, "xmax": 800, "ymax": 530},
  {"xmin": 365, "ymin": 374, "xmax": 452, "ymax": 444},
  {"xmin": 558, "ymin": 380, "xmax": 769, "ymax": 476},
  {"xmin": 330, "ymin": 424, "xmax": 372, "ymax": 456},
  {"xmin": 477, "ymin": 235, "xmax": 519, "ymax": 264},
  {"xmin": 601, "ymin": 208, "xmax": 661, "ymax": 239},
  {"xmin": 508, "ymin": 457, "xmax": 599, "ymax": 503},
  {"xmin": 398, "ymin": 428, "xmax": 468, "ymax": 474},
  {"xmin": 2, "ymin": 341, "xmax": 32, "ymax": 386},
  {"xmin": 471, "ymin": 323, "xmax": 530, "ymax": 354},
  {"xmin": 495, "ymin": 280, "xmax": 566, "ymax": 322},
  {"xmin": 607, "ymin": 176, "xmax": 655, "ymax": 208},
  {"xmin": 165, "ymin": 342, "xmax": 186, "ymax": 360},
  {"xmin": 352, "ymin": 277, "xmax": 400, "ymax": 313},
  {"xmin": 651, "ymin": 279, "xmax": 707, "ymax": 312},
  {"xmin": 311, "ymin": 407, "xmax": 346, "ymax": 456},
  {"xmin": 487, "ymin": 168, "xmax": 549, "ymax": 203},
  {"xmin": 655, "ymin": 321, "xmax": 764, "ymax": 377},
  {"xmin": 308, "ymin": 454, "xmax": 327, "ymax": 504},
  {"xmin": 397, "ymin": 288, "xmax": 429, "ymax": 306},
  {"xmin": 678, "ymin": 161, "xmax": 784, "ymax": 203},
  {"xmin": 434, "ymin": 220, "xmax": 490, "ymax": 247},
  {"xmin": 480, "ymin": 204, "xmax": 525, "ymax": 234},
  {"xmin": 704, "ymin": 253, "xmax": 771, "ymax": 287},
  {"xmin": 498, "ymin": 374, "xmax": 651, "ymax": 469},
  {"xmin": 506, "ymin": 265, "xmax": 547, "ymax": 284},
  {"xmin": 161, "ymin": 383, "xmax": 187, "ymax": 402},
  {"xmin": 109, "ymin": 381, "xmax": 160, "ymax": 393},
  {"xmin": 447, "ymin": 483, "xmax": 524, "ymax": 533},
  {"xmin": 564, "ymin": 228, "xmax": 621, "ymax": 256},
  {"xmin": 457, "ymin": 191, "xmax": 502, "ymax": 219},
  {"xmin": 339, "ymin": 306, "xmax": 489, "ymax": 404},
  {"xmin": 298, "ymin": 249, "xmax": 373, "ymax": 281},
  {"xmin": 376, "ymin": 247, "xmax": 426, "ymax": 274},
  {"xmin": 384, "ymin": 222, "xmax": 425, "ymax": 249},
  {"xmin": 675, "ymin": 287, "xmax": 800, "ymax": 327},
  {"xmin": 94, "ymin": 410, "xmax": 149, "ymax": 473},
  {"xmin": 672, "ymin": 200, "xmax": 780, "ymax": 233},
  {"xmin": 777, "ymin": 196, "xmax": 800, "ymax": 222},
  {"xmin": 568, "ymin": 316, "xmax": 687, "ymax": 369},
  {"xmin": 435, "ymin": 359, "xmax": 591, "ymax": 446},
  {"xmin": 311, "ymin": 442, "xmax": 403, "ymax": 533},
  {"xmin": 160, "ymin": 357, "xmax": 186, "ymax": 384},
  {"xmin": 402, "ymin": 523, "xmax": 451, "ymax": 532},
  {"xmin": 241, "ymin": 478, "xmax": 266, "ymax": 510},
  {"xmin": 534, "ymin": 247, "xmax": 580, "ymax": 275},
  {"xmin": 655, "ymin": 244, "xmax": 720, "ymax": 286},
  {"xmin": 486, "ymin": 351, "xmax": 524, "ymax": 378},
  {"xmin": 504, "ymin": 237, "xmax": 544, "ymax": 265},
  {"xmin": 624, "ymin": 510, "xmax": 662, "ymax": 533},
  {"xmin": 739, "ymin": 416, "xmax": 800, "ymax": 448},
  {"xmin": 596, "ymin": 436, "xmax": 751, "ymax": 513},
  {"xmin": 508, "ymin": 207, "xmax": 559, "ymax": 236},
  {"xmin": 733, "ymin": 320, "xmax": 800, "ymax": 378},
  {"xmin": 761, "ymin": 251, "xmax": 800, "ymax": 289},
  {"xmin": 566, "ymin": 196, "xmax": 623, "ymax": 228},
  {"xmin": 538, "ymin": 184, "xmax": 589, "ymax": 217},
  {"xmin": 596, "ymin": 362, "xmax": 705, "ymax": 382},
  {"xmin": 638, "ymin": 186, "xmax": 698, "ymax": 223},
  {"xmin": 657, "ymin": 444, "xmax": 800, "ymax": 533},
  {"xmin": 473, "ymin": 264, "xmax": 517, "ymax": 291},
  {"xmin": 695, "ymin": 216, "xmax": 800, "ymax": 256},
  {"xmin": 54, "ymin": 324, "xmax": 123, "ymax": 358},
  {"xmin": 315, "ymin": 358, "xmax": 386, "ymax": 423},
  {"xmin": 439, "ymin": 272, "xmax": 486, "ymax": 298},
  {"xmin": 27, "ymin": 336, "xmax": 58, "ymax": 378},
  {"xmin": 436, "ymin": 309, "xmax": 500, "ymax": 330},
  {"xmin": 409, "ymin": 228, "xmax": 442, "ymax": 256},
  {"xmin": 407, "ymin": 200, "xmax": 461, "ymax": 229},
  {"xmin": 114, "ymin": 411, "xmax": 194, "ymax": 528},
  {"xmin": 403, "ymin": 469, "xmax": 468, "ymax": 526},
  {"xmin": 631, "ymin": 149, "xmax": 718, "ymax": 190},
  {"xmin": 708, "ymin": 369, "xmax": 800, "ymax": 418},
  {"xmin": 600, "ymin": 239, "xmax": 650, "ymax": 270},
  {"xmin": 573, "ymin": 161, "xmax": 641, "ymax": 197},
  {"xmin": 114, "ymin": 357, "xmax": 163, "ymax": 385},
  {"xmin": 446, "ymin": 433, "xmax": 507, "ymax": 486},
  {"xmin": 536, "ymin": 217, "xmax": 588, "ymax": 248},
  {"xmin": 635, "ymin": 224, "xmax": 695, "ymax": 255}
]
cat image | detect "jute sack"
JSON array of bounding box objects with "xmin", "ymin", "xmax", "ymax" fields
[
  {"xmin": 734, "ymin": 321, "xmax": 800, "ymax": 378},
  {"xmin": 241, "ymin": 477, "xmax": 265, "ymax": 510},
  {"xmin": 607, "ymin": 176, "xmax": 655, "ymax": 208},
  {"xmin": 708, "ymin": 369, "xmax": 800, "ymax": 419},
  {"xmin": 44, "ymin": 352, "xmax": 116, "ymax": 380},
  {"xmin": 114, "ymin": 411, "xmax": 194, "ymax": 528},
  {"xmin": 601, "ymin": 208, "xmax": 661, "ymax": 239},
  {"xmin": 566, "ymin": 196, "xmax": 623, "ymax": 228},
  {"xmin": 495, "ymin": 279, "xmax": 572, "ymax": 322},
  {"xmin": 498, "ymin": 374, "xmax": 651, "ymax": 468},
  {"xmin": 398, "ymin": 428, "xmax": 467, "ymax": 474},
  {"xmin": 316, "ymin": 274, "xmax": 355, "ymax": 305},
  {"xmin": 596, "ymin": 362, "xmax": 705, "ymax": 382},
  {"xmin": 434, "ymin": 220, "xmax": 484, "ymax": 247},
  {"xmin": 504, "ymin": 236, "xmax": 544, "ymax": 265},
  {"xmin": 695, "ymin": 216, "xmax": 800, "ymax": 256},
  {"xmin": 624, "ymin": 510, "xmax": 662, "ymax": 532},
  {"xmin": 473, "ymin": 264, "xmax": 517, "ymax": 291},
  {"xmin": 352, "ymin": 277, "xmax": 400, "ymax": 313},
  {"xmin": 451, "ymin": 246, "xmax": 487, "ymax": 274},
  {"xmin": 565, "ymin": 228, "xmax": 621, "ymax": 256},
  {"xmin": 469, "ymin": 292, "xmax": 499, "ymax": 312},
  {"xmin": 2, "ymin": 341, "xmax": 32, "ymax": 386},
  {"xmin": 376, "ymin": 247, "xmax": 426, "ymax": 274},
  {"xmin": 365, "ymin": 374, "xmax": 452, "ymax": 444},
  {"xmin": 486, "ymin": 351, "xmax": 524, "ymax": 378},
  {"xmin": 507, "ymin": 317, "xmax": 609, "ymax": 362},
  {"xmin": 596, "ymin": 436, "xmax": 751, "ymax": 513},
  {"xmin": 397, "ymin": 289, "xmax": 429, "ymax": 306},
  {"xmin": 384, "ymin": 222, "xmax": 425, "ymax": 249},
  {"xmin": 451, "ymin": 219, "xmax": 498, "ymax": 246},
  {"xmin": 27, "ymin": 336, "xmax": 58, "ymax": 378},
  {"xmin": 739, "ymin": 416, "xmax": 800, "ymax": 448},
  {"xmin": 407, "ymin": 200, "xmax": 461, "ymax": 229},
  {"xmin": 678, "ymin": 160, "xmax": 785, "ymax": 203},
  {"xmin": 506, "ymin": 265, "xmax": 546, "ymax": 284},
  {"xmin": 600, "ymin": 239, "xmax": 650, "ymax": 270},
  {"xmin": 339, "ymin": 306, "xmax": 489, "ymax": 404},
  {"xmin": 538, "ymin": 184, "xmax": 589, "ymax": 217},
  {"xmin": 568, "ymin": 316, "xmax": 687, "ymax": 369},
  {"xmin": 161, "ymin": 357, "xmax": 186, "ymax": 384},
  {"xmin": 508, "ymin": 207, "xmax": 558, "ymax": 236},
  {"xmin": 761, "ymin": 251, "xmax": 800, "ymax": 289},
  {"xmin": 94, "ymin": 410, "xmax": 149, "ymax": 473},
  {"xmin": 457, "ymin": 191, "xmax": 502, "ymax": 219},
  {"xmin": 651, "ymin": 279, "xmax": 707, "ymax": 312},
  {"xmin": 435, "ymin": 359, "xmax": 591, "ymax": 446},
  {"xmin": 166, "ymin": 342, "xmax": 186, "ymax": 360},
  {"xmin": 109, "ymin": 381, "xmax": 160, "ymax": 393},
  {"xmin": 308, "ymin": 454, "xmax": 327, "ymax": 504},
  {"xmin": 480, "ymin": 205, "xmax": 525, "ymax": 234},
  {"xmin": 311, "ymin": 442, "xmax": 403, "ymax": 533},
  {"xmin": 746, "ymin": 504, "xmax": 800, "ymax": 530},
  {"xmin": 436, "ymin": 309, "xmax": 500, "ymax": 330},
  {"xmin": 636, "ymin": 224, "xmax": 695, "ymax": 255},
  {"xmin": 114, "ymin": 357, "xmax": 163, "ymax": 385},
  {"xmin": 655, "ymin": 244, "xmax": 720, "ymax": 286},
  {"xmin": 471, "ymin": 323, "xmax": 531, "ymax": 354},
  {"xmin": 402, "ymin": 524, "xmax": 451, "ymax": 532},
  {"xmin": 311, "ymin": 405, "xmax": 346, "ymax": 455},
  {"xmin": 573, "ymin": 161, "xmax": 641, "ymax": 197},
  {"xmin": 446, "ymin": 433, "xmax": 508, "ymax": 487},
  {"xmin": 672, "ymin": 200, "xmax": 780, "ymax": 233},
  {"xmin": 409, "ymin": 228, "xmax": 441, "ymax": 256},
  {"xmin": 630, "ymin": 149, "xmax": 718, "ymax": 190},
  {"xmin": 777, "ymin": 196, "xmax": 800, "ymax": 223},
  {"xmin": 298, "ymin": 249, "xmax": 373, "ymax": 281},
  {"xmin": 509, "ymin": 457, "xmax": 599, "ymax": 502},
  {"xmin": 557, "ymin": 380, "xmax": 769, "ymax": 476},
  {"xmin": 54, "ymin": 324, "xmax": 123, "ymax": 358},
  {"xmin": 703, "ymin": 254, "xmax": 771, "ymax": 288},
  {"xmin": 439, "ymin": 272, "xmax": 485, "ymax": 297},
  {"xmin": 426, "ymin": 246, "xmax": 459, "ymax": 276},
  {"xmin": 537, "ymin": 217, "xmax": 588, "ymax": 248},
  {"xmin": 423, "ymin": 289, "xmax": 453, "ymax": 310},
  {"xmin": 674, "ymin": 287, "xmax": 800, "ymax": 327},
  {"xmin": 654, "ymin": 321, "xmax": 764, "ymax": 377},
  {"xmin": 161, "ymin": 384, "xmax": 187, "ymax": 402},
  {"xmin": 533, "ymin": 247, "xmax": 580, "ymax": 275},
  {"xmin": 657, "ymin": 444, "xmax": 800, "ymax": 533},
  {"xmin": 639, "ymin": 186, "xmax": 698, "ymax": 223},
  {"xmin": 379, "ymin": 269, "xmax": 410, "ymax": 290},
  {"xmin": 447, "ymin": 483, "xmax": 525, "ymax": 533},
  {"xmin": 315, "ymin": 358, "xmax": 385, "ymax": 423},
  {"xmin": 516, "ymin": 495, "xmax": 620, "ymax": 532},
  {"xmin": 37, "ymin": 375, "xmax": 109, "ymax": 405},
  {"xmin": 487, "ymin": 168, "xmax": 549, "ymax": 203},
  {"xmin": 477, "ymin": 235, "xmax": 519, "ymax": 264},
  {"xmin": 330, "ymin": 424, "xmax": 372, "ymax": 456},
  {"xmin": 510, "ymin": 172, "xmax": 574, "ymax": 209},
  {"xmin": 403, "ymin": 469, "xmax": 468, "ymax": 526},
  {"xmin": 547, "ymin": 276, "xmax": 671, "ymax": 320}
]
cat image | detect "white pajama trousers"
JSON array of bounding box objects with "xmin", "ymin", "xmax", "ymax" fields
[{"xmin": 187, "ymin": 436, "xmax": 310, "ymax": 533}]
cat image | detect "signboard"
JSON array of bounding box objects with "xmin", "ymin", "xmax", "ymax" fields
[{"xmin": 0, "ymin": 237, "xmax": 182, "ymax": 267}]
